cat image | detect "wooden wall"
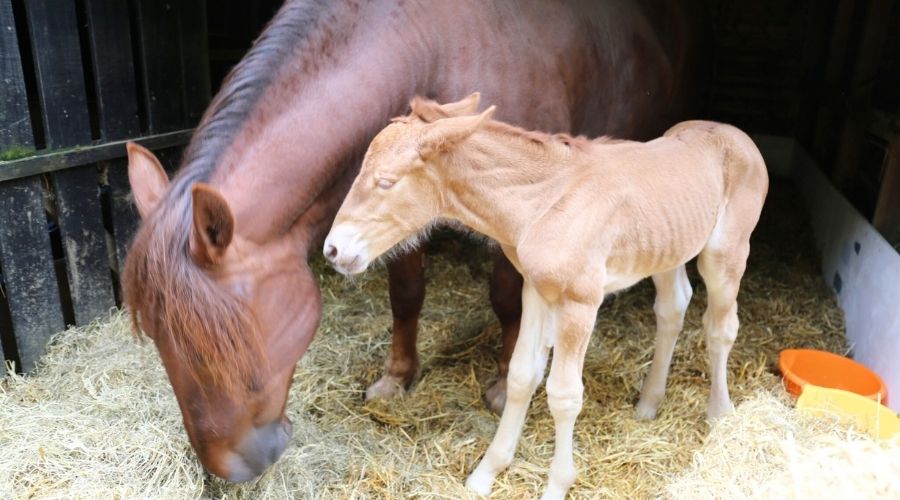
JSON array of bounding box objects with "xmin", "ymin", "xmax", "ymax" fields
[{"xmin": 0, "ymin": 0, "xmax": 210, "ymax": 373}]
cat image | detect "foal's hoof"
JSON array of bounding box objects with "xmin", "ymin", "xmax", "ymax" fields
[
  {"xmin": 483, "ymin": 379, "xmax": 507, "ymax": 415},
  {"xmin": 365, "ymin": 374, "xmax": 408, "ymax": 401},
  {"xmin": 633, "ymin": 402, "xmax": 658, "ymax": 421},
  {"xmin": 706, "ymin": 399, "xmax": 734, "ymax": 421}
]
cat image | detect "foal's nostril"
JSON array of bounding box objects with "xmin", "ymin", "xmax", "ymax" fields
[{"xmin": 325, "ymin": 244, "xmax": 338, "ymax": 259}]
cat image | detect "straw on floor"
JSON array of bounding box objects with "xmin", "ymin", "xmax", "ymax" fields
[{"xmin": 1, "ymin": 180, "xmax": 892, "ymax": 499}]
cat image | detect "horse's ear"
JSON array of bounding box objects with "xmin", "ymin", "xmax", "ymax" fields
[
  {"xmin": 126, "ymin": 142, "xmax": 170, "ymax": 218},
  {"xmin": 419, "ymin": 105, "xmax": 496, "ymax": 158},
  {"xmin": 190, "ymin": 183, "xmax": 234, "ymax": 265}
]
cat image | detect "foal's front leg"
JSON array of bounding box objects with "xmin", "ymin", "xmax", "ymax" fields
[
  {"xmin": 366, "ymin": 248, "xmax": 425, "ymax": 401},
  {"xmin": 542, "ymin": 300, "xmax": 598, "ymax": 500},
  {"xmin": 466, "ymin": 282, "xmax": 551, "ymax": 495}
]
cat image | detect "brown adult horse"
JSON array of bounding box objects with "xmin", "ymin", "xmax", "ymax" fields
[{"xmin": 122, "ymin": 0, "xmax": 705, "ymax": 482}]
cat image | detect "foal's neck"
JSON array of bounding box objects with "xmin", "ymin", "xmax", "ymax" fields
[{"xmin": 439, "ymin": 126, "xmax": 578, "ymax": 246}]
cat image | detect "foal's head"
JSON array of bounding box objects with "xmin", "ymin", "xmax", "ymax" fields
[
  {"xmin": 123, "ymin": 143, "xmax": 319, "ymax": 482},
  {"xmin": 324, "ymin": 93, "xmax": 495, "ymax": 274}
]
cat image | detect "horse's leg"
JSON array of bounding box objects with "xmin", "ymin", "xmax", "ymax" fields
[
  {"xmin": 484, "ymin": 250, "xmax": 523, "ymax": 414},
  {"xmin": 542, "ymin": 299, "xmax": 598, "ymax": 500},
  {"xmin": 365, "ymin": 248, "xmax": 426, "ymax": 401},
  {"xmin": 466, "ymin": 282, "xmax": 550, "ymax": 495},
  {"xmin": 697, "ymin": 235, "xmax": 750, "ymax": 420},
  {"xmin": 635, "ymin": 265, "xmax": 693, "ymax": 419}
]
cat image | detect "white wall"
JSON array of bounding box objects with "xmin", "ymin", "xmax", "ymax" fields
[{"xmin": 755, "ymin": 134, "xmax": 900, "ymax": 412}]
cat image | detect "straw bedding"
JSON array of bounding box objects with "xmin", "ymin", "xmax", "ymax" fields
[{"xmin": 1, "ymin": 180, "xmax": 895, "ymax": 499}]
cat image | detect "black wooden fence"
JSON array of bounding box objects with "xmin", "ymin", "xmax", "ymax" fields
[{"xmin": 0, "ymin": 0, "xmax": 211, "ymax": 374}]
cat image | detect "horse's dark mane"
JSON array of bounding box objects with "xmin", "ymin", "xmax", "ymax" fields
[{"xmin": 123, "ymin": 0, "xmax": 331, "ymax": 393}]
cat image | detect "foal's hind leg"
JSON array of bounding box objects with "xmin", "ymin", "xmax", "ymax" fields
[
  {"xmin": 635, "ymin": 265, "xmax": 692, "ymax": 420},
  {"xmin": 484, "ymin": 251, "xmax": 524, "ymax": 414},
  {"xmin": 366, "ymin": 248, "xmax": 425, "ymax": 401},
  {"xmin": 697, "ymin": 238, "xmax": 750, "ymax": 419}
]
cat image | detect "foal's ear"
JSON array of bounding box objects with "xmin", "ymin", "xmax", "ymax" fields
[
  {"xmin": 126, "ymin": 142, "xmax": 170, "ymax": 218},
  {"xmin": 419, "ymin": 105, "xmax": 496, "ymax": 158},
  {"xmin": 190, "ymin": 183, "xmax": 234, "ymax": 265},
  {"xmin": 438, "ymin": 92, "xmax": 481, "ymax": 116},
  {"xmin": 410, "ymin": 92, "xmax": 481, "ymax": 122}
]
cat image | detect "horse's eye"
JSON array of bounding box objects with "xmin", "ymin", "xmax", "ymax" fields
[{"xmin": 377, "ymin": 178, "xmax": 395, "ymax": 190}]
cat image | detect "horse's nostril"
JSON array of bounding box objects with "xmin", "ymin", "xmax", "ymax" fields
[{"xmin": 325, "ymin": 244, "xmax": 338, "ymax": 259}]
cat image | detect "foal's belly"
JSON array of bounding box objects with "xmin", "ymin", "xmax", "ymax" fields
[{"xmin": 603, "ymin": 271, "xmax": 646, "ymax": 295}]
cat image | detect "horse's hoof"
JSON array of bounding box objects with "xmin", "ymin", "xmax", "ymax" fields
[
  {"xmin": 483, "ymin": 378, "xmax": 507, "ymax": 415},
  {"xmin": 365, "ymin": 374, "xmax": 407, "ymax": 401}
]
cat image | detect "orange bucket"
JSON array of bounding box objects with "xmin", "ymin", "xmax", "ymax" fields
[{"xmin": 778, "ymin": 349, "xmax": 889, "ymax": 406}]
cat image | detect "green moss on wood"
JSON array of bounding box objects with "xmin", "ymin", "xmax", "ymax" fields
[{"xmin": 0, "ymin": 146, "xmax": 36, "ymax": 162}]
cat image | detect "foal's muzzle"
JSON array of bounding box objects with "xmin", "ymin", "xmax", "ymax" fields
[{"xmin": 323, "ymin": 224, "xmax": 369, "ymax": 275}]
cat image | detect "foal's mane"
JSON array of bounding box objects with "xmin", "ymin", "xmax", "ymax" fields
[
  {"xmin": 402, "ymin": 98, "xmax": 625, "ymax": 153},
  {"xmin": 123, "ymin": 0, "xmax": 332, "ymax": 393}
]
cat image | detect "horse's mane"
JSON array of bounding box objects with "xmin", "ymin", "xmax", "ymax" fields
[{"xmin": 122, "ymin": 0, "xmax": 331, "ymax": 393}]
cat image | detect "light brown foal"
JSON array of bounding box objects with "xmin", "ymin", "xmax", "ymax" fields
[{"xmin": 323, "ymin": 95, "xmax": 768, "ymax": 499}]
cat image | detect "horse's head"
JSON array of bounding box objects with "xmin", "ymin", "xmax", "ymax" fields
[
  {"xmin": 324, "ymin": 93, "xmax": 495, "ymax": 274},
  {"xmin": 122, "ymin": 143, "xmax": 320, "ymax": 482}
]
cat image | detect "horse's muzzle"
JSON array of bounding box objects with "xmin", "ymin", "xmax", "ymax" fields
[{"xmin": 224, "ymin": 418, "xmax": 293, "ymax": 482}]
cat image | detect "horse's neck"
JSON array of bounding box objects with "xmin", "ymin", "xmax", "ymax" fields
[
  {"xmin": 209, "ymin": 5, "xmax": 430, "ymax": 246},
  {"xmin": 440, "ymin": 130, "xmax": 575, "ymax": 246}
]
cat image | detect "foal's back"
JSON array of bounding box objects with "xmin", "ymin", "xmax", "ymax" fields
[{"xmin": 567, "ymin": 121, "xmax": 768, "ymax": 278}]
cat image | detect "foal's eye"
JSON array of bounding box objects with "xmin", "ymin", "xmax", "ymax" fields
[{"xmin": 377, "ymin": 178, "xmax": 395, "ymax": 190}]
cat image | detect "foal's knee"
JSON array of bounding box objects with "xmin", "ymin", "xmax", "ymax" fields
[
  {"xmin": 506, "ymin": 363, "xmax": 542, "ymax": 402},
  {"xmin": 546, "ymin": 379, "xmax": 584, "ymax": 419},
  {"xmin": 703, "ymin": 304, "xmax": 738, "ymax": 341}
]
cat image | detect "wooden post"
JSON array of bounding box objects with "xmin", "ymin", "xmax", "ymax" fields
[
  {"xmin": 26, "ymin": 1, "xmax": 116, "ymax": 332},
  {"xmin": 874, "ymin": 137, "xmax": 900, "ymax": 248},
  {"xmin": 0, "ymin": 0, "xmax": 65, "ymax": 372},
  {"xmin": 829, "ymin": 0, "xmax": 895, "ymax": 187}
]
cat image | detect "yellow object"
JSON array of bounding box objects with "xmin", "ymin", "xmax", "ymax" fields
[{"xmin": 797, "ymin": 384, "xmax": 900, "ymax": 440}]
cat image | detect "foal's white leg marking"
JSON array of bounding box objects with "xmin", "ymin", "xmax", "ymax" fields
[
  {"xmin": 698, "ymin": 237, "xmax": 749, "ymax": 420},
  {"xmin": 541, "ymin": 301, "xmax": 596, "ymax": 500},
  {"xmin": 466, "ymin": 283, "xmax": 553, "ymax": 495},
  {"xmin": 635, "ymin": 266, "xmax": 692, "ymax": 419}
]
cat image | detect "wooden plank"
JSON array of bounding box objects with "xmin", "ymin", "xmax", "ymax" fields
[
  {"xmin": 24, "ymin": 0, "xmax": 92, "ymax": 148},
  {"xmin": 134, "ymin": 0, "xmax": 186, "ymax": 133},
  {"xmin": 0, "ymin": 0, "xmax": 34, "ymax": 153},
  {"xmin": 874, "ymin": 137, "xmax": 900, "ymax": 248},
  {"xmin": 831, "ymin": 0, "xmax": 895, "ymax": 186},
  {"xmin": 0, "ymin": 129, "xmax": 193, "ymax": 182},
  {"xmin": 53, "ymin": 166, "xmax": 116, "ymax": 325},
  {"xmin": 178, "ymin": 0, "xmax": 211, "ymax": 125},
  {"xmin": 26, "ymin": 1, "xmax": 124, "ymax": 328},
  {"xmin": 83, "ymin": 0, "xmax": 140, "ymax": 141},
  {"xmin": 0, "ymin": 178, "xmax": 66, "ymax": 371},
  {"xmin": 107, "ymin": 158, "xmax": 139, "ymax": 274}
]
